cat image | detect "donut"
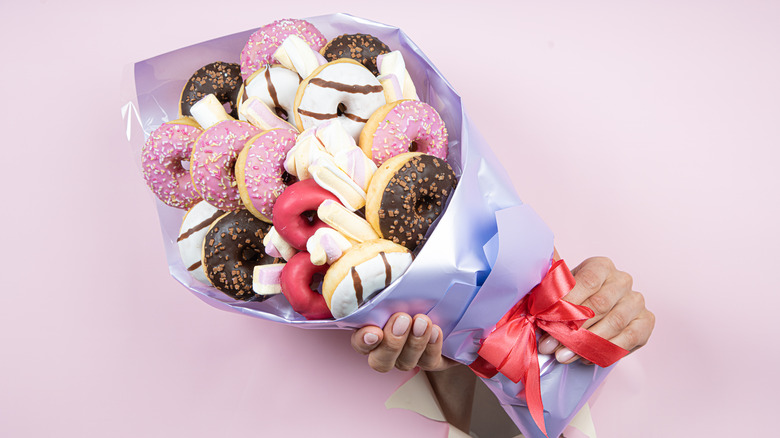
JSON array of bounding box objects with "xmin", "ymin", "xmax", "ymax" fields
[
  {"xmin": 365, "ymin": 152, "xmax": 457, "ymax": 251},
  {"xmin": 293, "ymin": 59, "xmax": 387, "ymax": 141},
  {"xmin": 272, "ymin": 178, "xmax": 340, "ymax": 250},
  {"xmin": 240, "ymin": 18, "xmax": 327, "ymax": 80},
  {"xmin": 236, "ymin": 128, "xmax": 298, "ymax": 222},
  {"xmin": 202, "ymin": 209, "xmax": 280, "ymax": 300},
  {"xmin": 237, "ymin": 65, "xmax": 301, "ymax": 123},
  {"xmin": 359, "ymin": 100, "xmax": 448, "ymax": 166},
  {"xmin": 189, "ymin": 120, "xmax": 262, "ymax": 210},
  {"xmin": 320, "ymin": 33, "xmax": 391, "ymax": 76},
  {"xmin": 279, "ymin": 251, "xmax": 332, "ymax": 320},
  {"xmin": 178, "ymin": 200, "xmax": 224, "ymax": 284},
  {"xmin": 180, "ymin": 62, "xmax": 242, "ymax": 119},
  {"xmin": 322, "ymin": 239, "xmax": 413, "ymax": 319},
  {"xmin": 141, "ymin": 118, "xmax": 203, "ymax": 209}
]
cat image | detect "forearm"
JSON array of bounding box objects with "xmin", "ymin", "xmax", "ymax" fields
[{"xmin": 425, "ymin": 364, "xmax": 476, "ymax": 433}]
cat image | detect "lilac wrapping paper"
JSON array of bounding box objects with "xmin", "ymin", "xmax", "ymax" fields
[{"xmin": 126, "ymin": 13, "xmax": 616, "ymax": 438}]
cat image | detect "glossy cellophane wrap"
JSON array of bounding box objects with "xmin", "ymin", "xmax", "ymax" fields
[{"xmin": 126, "ymin": 13, "xmax": 615, "ymax": 438}]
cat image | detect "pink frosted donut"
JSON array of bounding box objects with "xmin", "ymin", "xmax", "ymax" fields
[
  {"xmin": 189, "ymin": 120, "xmax": 261, "ymax": 210},
  {"xmin": 240, "ymin": 19, "xmax": 327, "ymax": 80},
  {"xmin": 142, "ymin": 119, "xmax": 203, "ymax": 209},
  {"xmin": 358, "ymin": 100, "xmax": 449, "ymax": 166},
  {"xmin": 236, "ymin": 128, "xmax": 299, "ymax": 222},
  {"xmin": 272, "ymin": 179, "xmax": 340, "ymax": 250}
]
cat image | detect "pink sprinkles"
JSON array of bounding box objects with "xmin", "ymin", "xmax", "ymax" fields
[
  {"xmin": 190, "ymin": 120, "xmax": 261, "ymax": 210},
  {"xmin": 369, "ymin": 100, "xmax": 448, "ymax": 166},
  {"xmin": 242, "ymin": 129, "xmax": 298, "ymax": 219},
  {"xmin": 142, "ymin": 122, "xmax": 203, "ymax": 209},
  {"xmin": 240, "ymin": 19, "xmax": 327, "ymax": 80}
]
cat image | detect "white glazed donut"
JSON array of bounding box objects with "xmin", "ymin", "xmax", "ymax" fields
[
  {"xmin": 322, "ymin": 239, "xmax": 412, "ymax": 319},
  {"xmin": 177, "ymin": 200, "xmax": 223, "ymax": 284},
  {"xmin": 238, "ymin": 65, "xmax": 301, "ymax": 124},
  {"xmin": 293, "ymin": 59, "xmax": 387, "ymax": 141}
]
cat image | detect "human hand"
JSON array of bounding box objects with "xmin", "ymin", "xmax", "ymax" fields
[
  {"xmin": 351, "ymin": 313, "xmax": 460, "ymax": 372},
  {"xmin": 538, "ymin": 257, "xmax": 656, "ymax": 364}
]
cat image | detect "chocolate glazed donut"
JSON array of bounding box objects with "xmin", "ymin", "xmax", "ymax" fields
[
  {"xmin": 321, "ymin": 33, "xmax": 391, "ymax": 76},
  {"xmin": 180, "ymin": 61, "xmax": 243, "ymax": 119},
  {"xmin": 202, "ymin": 209, "xmax": 280, "ymax": 300},
  {"xmin": 367, "ymin": 153, "xmax": 457, "ymax": 251}
]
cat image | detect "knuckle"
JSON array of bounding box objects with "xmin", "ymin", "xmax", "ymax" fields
[
  {"xmin": 590, "ymin": 256, "xmax": 615, "ymax": 271},
  {"xmin": 395, "ymin": 360, "xmax": 416, "ymax": 372},
  {"xmin": 632, "ymin": 290, "xmax": 646, "ymax": 309},
  {"xmin": 616, "ymin": 271, "xmax": 633, "ymax": 291},
  {"xmin": 368, "ymin": 356, "xmax": 392, "ymax": 373},
  {"xmin": 416, "ymin": 356, "xmax": 436, "ymax": 371},
  {"xmin": 645, "ymin": 310, "xmax": 656, "ymax": 331},
  {"xmin": 584, "ymin": 292, "xmax": 612, "ymax": 316},
  {"xmin": 622, "ymin": 325, "xmax": 641, "ymax": 348},
  {"xmin": 606, "ymin": 311, "xmax": 629, "ymax": 334},
  {"xmin": 577, "ymin": 268, "xmax": 603, "ymax": 292}
]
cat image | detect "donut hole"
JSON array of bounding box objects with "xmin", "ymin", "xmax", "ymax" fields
[
  {"xmin": 241, "ymin": 246, "xmax": 263, "ymax": 263},
  {"xmin": 336, "ymin": 102, "xmax": 347, "ymax": 117},
  {"xmin": 275, "ymin": 106, "xmax": 289, "ymax": 121},
  {"xmin": 223, "ymin": 101, "xmax": 235, "ymax": 115},
  {"xmin": 301, "ymin": 210, "xmax": 317, "ymax": 224},
  {"xmin": 309, "ymin": 273, "xmax": 325, "ymax": 293},
  {"xmin": 415, "ymin": 195, "xmax": 436, "ymax": 216},
  {"xmin": 409, "ymin": 141, "xmax": 419, "ymax": 152},
  {"xmin": 282, "ymin": 171, "xmax": 297, "ymax": 186}
]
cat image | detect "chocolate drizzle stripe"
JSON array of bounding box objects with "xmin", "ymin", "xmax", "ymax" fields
[
  {"xmin": 380, "ymin": 252, "xmax": 391, "ymax": 288},
  {"xmin": 187, "ymin": 260, "xmax": 202, "ymax": 271},
  {"xmin": 298, "ymin": 108, "xmax": 338, "ymax": 120},
  {"xmin": 309, "ymin": 78, "xmax": 383, "ymax": 94},
  {"xmin": 343, "ymin": 112, "xmax": 369, "ymax": 123},
  {"xmin": 351, "ymin": 267, "xmax": 363, "ymax": 305},
  {"xmin": 178, "ymin": 210, "xmax": 224, "ymax": 242},
  {"xmin": 265, "ymin": 67, "xmax": 281, "ymax": 110}
]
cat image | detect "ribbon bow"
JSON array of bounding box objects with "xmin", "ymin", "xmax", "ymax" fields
[{"xmin": 469, "ymin": 259, "xmax": 629, "ymax": 437}]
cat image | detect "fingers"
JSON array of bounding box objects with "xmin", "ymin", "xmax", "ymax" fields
[
  {"xmin": 351, "ymin": 325, "xmax": 384, "ymax": 355},
  {"xmin": 607, "ymin": 308, "xmax": 655, "ymax": 353},
  {"xmin": 546, "ymin": 290, "xmax": 654, "ymax": 364},
  {"xmin": 563, "ymin": 257, "xmax": 614, "ymax": 305},
  {"xmin": 367, "ymin": 313, "xmax": 412, "ymax": 372},
  {"xmin": 357, "ymin": 313, "xmax": 452, "ymax": 373},
  {"xmin": 543, "ymin": 257, "xmax": 653, "ymax": 365},
  {"xmin": 395, "ymin": 315, "xmax": 435, "ymax": 371}
]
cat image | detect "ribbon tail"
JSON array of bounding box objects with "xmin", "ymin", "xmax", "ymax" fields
[
  {"xmin": 524, "ymin": 354, "xmax": 547, "ymax": 437},
  {"xmin": 542, "ymin": 323, "xmax": 630, "ymax": 367}
]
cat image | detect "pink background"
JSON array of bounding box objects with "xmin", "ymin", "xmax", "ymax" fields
[{"xmin": 2, "ymin": 1, "xmax": 778, "ymax": 437}]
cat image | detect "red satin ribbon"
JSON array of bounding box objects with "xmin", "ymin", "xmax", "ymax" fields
[{"xmin": 469, "ymin": 259, "xmax": 629, "ymax": 437}]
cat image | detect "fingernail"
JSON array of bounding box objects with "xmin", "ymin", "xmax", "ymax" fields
[
  {"xmin": 556, "ymin": 347, "xmax": 575, "ymax": 363},
  {"xmin": 538, "ymin": 337, "xmax": 559, "ymax": 355},
  {"xmin": 429, "ymin": 327, "xmax": 440, "ymax": 344},
  {"xmin": 363, "ymin": 332, "xmax": 379, "ymax": 345},
  {"xmin": 392, "ymin": 315, "xmax": 411, "ymax": 336},
  {"xmin": 412, "ymin": 318, "xmax": 428, "ymax": 337}
]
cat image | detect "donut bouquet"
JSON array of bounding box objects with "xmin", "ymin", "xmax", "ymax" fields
[{"xmin": 129, "ymin": 14, "xmax": 625, "ymax": 438}]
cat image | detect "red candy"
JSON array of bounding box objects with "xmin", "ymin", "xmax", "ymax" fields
[
  {"xmin": 280, "ymin": 252, "xmax": 332, "ymax": 320},
  {"xmin": 272, "ymin": 178, "xmax": 340, "ymax": 250}
]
